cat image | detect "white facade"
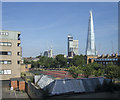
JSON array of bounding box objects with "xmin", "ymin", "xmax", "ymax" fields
[
  {"xmin": 73, "ymin": 40, "xmax": 78, "ymax": 55},
  {"xmin": 48, "ymin": 48, "xmax": 53, "ymax": 58},
  {"xmin": 68, "ymin": 34, "xmax": 78, "ymax": 57}
]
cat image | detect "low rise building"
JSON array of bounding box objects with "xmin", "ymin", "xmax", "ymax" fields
[
  {"xmin": 21, "ymin": 64, "xmax": 31, "ymax": 72},
  {"xmin": 86, "ymin": 53, "xmax": 118, "ymax": 65},
  {"xmin": 94, "ymin": 54, "xmax": 118, "ymax": 65}
]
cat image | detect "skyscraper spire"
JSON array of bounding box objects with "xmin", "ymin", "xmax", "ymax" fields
[{"xmin": 86, "ymin": 10, "xmax": 97, "ymax": 55}]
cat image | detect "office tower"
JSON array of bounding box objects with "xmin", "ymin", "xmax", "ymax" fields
[
  {"xmin": 44, "ymin": 51, "xmax": 48, "ymax": 57},
  {"xmin": 0, "ymin": 30, "xmax": 22, "ymax": 80},
  {"xmin": 86, "ymin": 11, "xmax": 97, "ymax": 56},
  {"xmin": 73, "ymin": 40, "xmax": 78, "ymax": 55},
  {"xmin": 68, "ymin": 34, "xmax": 78, "ymax": 58},
  {"xmin": 68, "ymin": 34, "xmax": 73, "ymax": 58},
  {"xmin": 44, "ymin": 48, "xmax": 53, "ymax": 58}
]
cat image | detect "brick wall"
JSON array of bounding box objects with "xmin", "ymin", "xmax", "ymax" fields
[
  {"xmin": 11, "ymin": 80, "xmax": 18, "ymax": 89},
  {"xmin": 19, "ymin": 81, "xmax": 25, "ymax": 91}
]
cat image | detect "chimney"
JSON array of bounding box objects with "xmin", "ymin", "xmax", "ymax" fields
[
  {"xmin": 101, "ymin": 54, "xmax": 104, "ymax": 58},
  {"xmin": 106, "ymin": 54, "xmax": 109, "ymax": 58},
  {"xmin": 111, "ymin": 54, "xmax": 114, "ymax": 57},
  {"xmin": 115, "ymin": 53, "xmax": 118, "ymax": 57}
]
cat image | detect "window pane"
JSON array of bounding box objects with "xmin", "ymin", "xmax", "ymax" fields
[
  {"xmin": 8, "ymin": 61, "xmax": 11, "ymax": 64},
  {"xmin": 0, "ymin": 43, "xmax": 3, "ymax": 45},
  {"xmin": 4, "ymin": 43, "xmax": 7, "ymax": 46},
  {"xmin": 7, "ymin": 70, "xmax": 11, "ymax": 74},
  {"xmin": 8, "ymin": 43, "xmax": 11, "ymax": 46},
  {"xmin": 4, "ymin": 70, "xmax": 11, "ymax": 74},
  {"xmin": 8, "ymin": 52, "xmax": 11, "ymax": 55},
  {"xmin": 0, "ymin": 70, "xmax": 3, "ymax": 74},
  {"xmin": 4, "ymin": 61, "xmax": 7, "ymax": 64}
]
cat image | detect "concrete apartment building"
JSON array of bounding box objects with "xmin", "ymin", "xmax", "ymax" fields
[{"xmin": 0, "ymin": 30, "xmax": 22, "ymax": 80}]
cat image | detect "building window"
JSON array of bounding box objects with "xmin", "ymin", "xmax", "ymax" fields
[
  {"xmin": 17, "ymin": 61, "xmax": 20, "ymax": 64},
  {"xmin": 4, "ymin": 70, "xmax": 11, "ymax": 74},
  {"xmin": 18, "ymin": 34, "xmax": 20, "ymax": 40},
  {"xmin": 0, "ymin": 51, "xmax": 12, "ymax": 55},
  {"xmin": 17, "ymin": 52, "xmax": 20, "ymax": 56},
  {"xmin": 103, "ymin": 62, "xmax": 105, "ymax": 64},
  {"xmin": 0, "ymin": 32, "xmax": 9, "ymax": 36},
  {"xmin": 0, "ymin": 70, "xmax": 4, "ymax": 74},
  {"xmin": 0, "ymin": 60, "xmax": 11, "ymax": 64},
  {"xmin": 17, "ymin": 43, "xmax": 20, "ymax": 47},
  {"xmin": 0, "ymin": 42, "xmax": 12, "ymax": 46}
]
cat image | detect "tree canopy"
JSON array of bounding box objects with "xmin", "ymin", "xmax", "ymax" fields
[{"xmin": 71, "ymin": 55, "xmax": 85, "ymax": 67}]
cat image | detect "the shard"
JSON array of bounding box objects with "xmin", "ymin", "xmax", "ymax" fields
[{"xmin": 86, "ymin": 11, "xmax": 97, "ymax": 56}]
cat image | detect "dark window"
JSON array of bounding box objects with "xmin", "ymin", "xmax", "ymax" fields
[
  {"xmin": 18, "ymin": 34, "xmax": 20, "ymax": 40},
  {"xmin": 17, "ymin": 52, "xmax": 20, "ymax": 55},
  {"xmin": 17, "ymin": 43, "xmax": 20, "ymax": 47},
  {"xmin": 0, "ymin": 60, "xmax": 11, "ymax": 64},
  {"xmin": 0, "ymin": 51, "xmax": 11, "ymax": 55},
  {"xmin": 17, "ymin": 61, "xmax": 20, "ymax": 64}
]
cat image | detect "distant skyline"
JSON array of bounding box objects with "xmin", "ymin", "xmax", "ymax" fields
[{"xmin": 2, "ymin": 2, "xmax": 118, "ymax": 57}]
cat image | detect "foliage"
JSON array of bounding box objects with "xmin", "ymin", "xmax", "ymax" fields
[
  {"xmin": 23, "ymin": 59, "xmax": 31, "ymax": 64},
  {"xmin": 71, "ymin": 55, "xmax": 85, "ymax": 67},
  {"xmin": 24, "ymin": 54, "xmax": 120, "ymax": 80},
  {"xmin": 82, "ymin": 64, "xmax": 93, "ymax": 78},
  {"xmin": 91, "ymin": 62, "xmax": 104, "ymax": 77},
  {"xmin": 31, "ymin": 61, "xmax": 39, "ymax": 68},
  {"xmin": 105, "ymin": 63, "xmax": 120, "ymax": 79},
  {"xmin": 55, "ymin": 54, "xmax": 67, "ymax": 68},
  {"xmin": 69, "ymin": 66, "xmax": 79, "ymax": 78}
]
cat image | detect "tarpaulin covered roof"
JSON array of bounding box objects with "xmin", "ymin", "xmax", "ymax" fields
[
  {"xmin": 34, "ymin": 76, "xmax": 112, "ymax": 96},
  {"xmin": 35, "ymin": 75, "xmax": 54, "ymax": 89}
]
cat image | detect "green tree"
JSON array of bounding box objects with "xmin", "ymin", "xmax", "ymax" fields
[
  {"xmin": 45, "ymin": 57, "xmax": 54, "ymax": 69},
  {"xmin": 118, "ymin": 66, "xmax": 120, "ymax": 78},
  {"xmin": 82, "ymin": 64, "xmax": 93, "ymax": 78},
  {"xmin": 23, "ymin": 59, "xmax": 31, "ymax": 64},
  {"xmin": 105, "ymin": 63, "xmax": 120, "ymax": 80},
  {"xmin": 71, "ymin": 55, "xmax": 85, "ymax": 67},
  {"xmin": 38, "ymin": 56, "xmax": 54, "ymax": 68},
  {"xmin": 55, "ymin": 54, "xmax": 67, "ymax": 68},
  {"xmin": 69, "ymin": 66, "xmax": 79, "ymax": 78},
  {"xmin": 91, "ymin": 62, "xmax": 104, "ymax": 77},
  {"xmin": 31, "ymin": 61, "xmax": 39, "ymax": 68}
]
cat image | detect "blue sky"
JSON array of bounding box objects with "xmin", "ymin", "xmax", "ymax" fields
[{"xmin": 2, "ymin": 2, "xmax": 118, "ymax": 57}]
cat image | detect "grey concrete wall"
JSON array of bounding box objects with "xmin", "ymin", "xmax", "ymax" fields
[{"xmin": 27, "ymin": 81, "xmax": 43, "ymax": 99}]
